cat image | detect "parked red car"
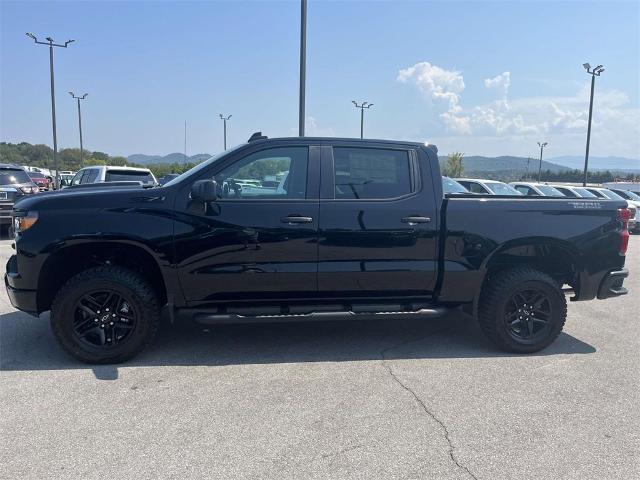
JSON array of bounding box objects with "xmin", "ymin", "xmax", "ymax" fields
[{"xmin": 26, "ymin": 171, "xmax": 50, "ymax": 191}]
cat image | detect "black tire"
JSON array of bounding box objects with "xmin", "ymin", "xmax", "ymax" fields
[
  {"xmin": 51, "ymin": 266, "xmax": 160, "ymax": 364},
  {"xmin": 478, "ymin": 267, "xmax": 567, "ymax": 353}
]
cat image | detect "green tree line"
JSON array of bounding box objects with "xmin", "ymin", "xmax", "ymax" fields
[{"xmin": 0, "ymin": 142, "xmax": 200, "ymax": 178}]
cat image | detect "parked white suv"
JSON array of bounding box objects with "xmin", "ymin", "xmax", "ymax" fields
[{"xmin": 68, "ymin": 166, "xmax": 158, "ymax": 187}]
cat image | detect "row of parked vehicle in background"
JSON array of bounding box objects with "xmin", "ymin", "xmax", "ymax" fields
[{"xmin": 442, "ymin": 176, "xmax": 640, "ymax": 233}]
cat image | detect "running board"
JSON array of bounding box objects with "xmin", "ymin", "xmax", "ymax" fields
[{"xmin": 191, "ymin": 307, "xmax": 448, "ymax": 325}]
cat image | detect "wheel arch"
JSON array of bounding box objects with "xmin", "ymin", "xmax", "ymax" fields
[
  {"xmin": 469, "ymin": 237, "xmax": 581, "ymax": 318},
  {"xmin": 37, "ymin": 240, "xmax": 170, "ymax": 313}
]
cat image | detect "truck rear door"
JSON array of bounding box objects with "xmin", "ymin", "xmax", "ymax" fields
[{"xmin": 317, "ymin": 143, "xmax": 439, "ymax": 297}]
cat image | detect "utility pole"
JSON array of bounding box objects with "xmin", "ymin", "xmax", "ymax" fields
[
  {"xmin": 582, "ymin": 63, "xmax": 605, "ymax": 186},
  {"xmin": 526, "ymin": 157, "xmax": 531, "ymax": 180},
  {"xmin": 184, "ymin": 120, "xmax": 187, "ymax": 165},
  {"xmin": 68, "ymin": 92, "xmax": 87, "ymax": 168},
  {"xmin": 537, "ymin": 142, "xmax": 548, "ymax": 182},
  {"xmin": 26, "ymin": 33, "xmax": 74, "ymax": 189},
  {"xmin": 219, "ymin": 114, "xmax": 232, "ymax": 150},
  {"xmin": 352, "ymin": 101, "xmax": 374, "ymax": 139},
  {"xmin": 298, "ymin": 0, "xmax": 307, "ymax": 136}
]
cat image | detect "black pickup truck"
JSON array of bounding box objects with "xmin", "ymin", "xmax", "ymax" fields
[{"xmin": 5, "ymin": 134, "xmax": 631, "ymax": 363}]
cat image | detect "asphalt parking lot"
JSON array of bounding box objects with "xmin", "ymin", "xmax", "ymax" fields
[{"xmin": 1, "ymin": 239, "xmax": 638, "ymax": 480}]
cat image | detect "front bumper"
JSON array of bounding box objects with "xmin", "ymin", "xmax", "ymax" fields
[
  {"xmin": 597, "ymin": 268, "xmax": 629, "ymax": 299},
  {"xmin": 5, "ymin": 255, "xmax": 38, "ymax": 315}
]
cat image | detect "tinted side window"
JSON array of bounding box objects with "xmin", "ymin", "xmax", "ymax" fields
[
  {"xmin": 333, "ymin": 147, "xmax": 412, "ymax": 199},
  {"xmin": 515, "ymin": 185, "xmax": 537, "ymax": 196},
  {"xmin": 466, "ymin": 182, "xmax": 488, "ymax": 194},
  {"xmin": 555, "ymin": 187, "xmax": 576, "ymax": 197},
  {"xmin": 106, "ymin": 170, "xmax": 155, "ymax": 184},
  {"xmin": 215, "ymin": 147, "xmax": 308, "ymax": 200},
  {"xmin": 81, "ymin": 169, "xmax": 99, "ymax": 184}
]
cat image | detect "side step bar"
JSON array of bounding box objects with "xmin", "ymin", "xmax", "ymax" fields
[{"xmin": 191, "ymin": 307, "xmax": 448, "ymax": 325}]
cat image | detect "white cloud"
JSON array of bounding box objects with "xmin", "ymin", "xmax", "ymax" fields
[
  {"xmin": 398, "ymin": 61, "xmax": 639, "ymax": 157},
  {"xmin": 484, "ymin": 72, "xmax": 511, "ymax": 94},
  {"xmin": 397, "ymin": 62, "xmax": 471, "ymax": 134},
  {"xmin": 305, "ymin": 116, "xmax": 335, "ymax": 136}
]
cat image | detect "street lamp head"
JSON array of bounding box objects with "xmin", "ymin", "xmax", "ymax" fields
[
  {"xmin": 68, "ymin": 91, "xmax": 74, "ymax": 97},
  {"xmin": 65, "ymin": 39, "xmax": 75, "ymax": 46},
  {"xmin": 45, "ymin": 37, "xmax": 54, "ymax": 43},
  {"xmin": 543, "ymin": 142, "xmax": 548, "ymax": 147},
  {"xmin": 82, "ymin": 93, "xmax": 88, "ymax": 99},
  {"xmin": 352, "ymin": 100, "xmax": 357, "ymax": 106},
  {"xmin": 26, "ymin": 32, "xmax": 36, "ymax": 40},
  {"xmin": 583, "ymin": 63, "xmax": 591, "ymax": 71}
]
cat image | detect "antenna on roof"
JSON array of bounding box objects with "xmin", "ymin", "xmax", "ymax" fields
[{"xmin": 248, "ymin": 132, "xmax": 268, "ymax": 142}]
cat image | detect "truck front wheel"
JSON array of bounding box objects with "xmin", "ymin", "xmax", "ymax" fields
[
  {"xmin": 478, "ymin": 267, "xmax": 567, "ymax": 353},
  {"xmin": 51, "ymin": 266, "xmax": 160, "ymax": 364}
]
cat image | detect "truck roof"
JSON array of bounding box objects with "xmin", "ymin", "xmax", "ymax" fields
[{"xmin": 245, "ymin": 133, "xmax": 431, "ymax": 149}]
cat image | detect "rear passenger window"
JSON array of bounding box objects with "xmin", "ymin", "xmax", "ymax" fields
[
  {"xmin": 333, "ymin": 147, "xmax": 412, "ymax": 199},
  {"xmin": 466, "ymin": 182, "xmax": 487, "ymax": 194},
  {"xmin": 515, "ymin": 186, "xmax": 537, "ymax": 196},
  {"xmin": 83, "ymin": 169, "xmax": 99, "ymax": 183}
]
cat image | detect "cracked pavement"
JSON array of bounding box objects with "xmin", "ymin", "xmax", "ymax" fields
[{"xmin": 1, "ymin": 239, "xmax": 639, "ymax": 479}]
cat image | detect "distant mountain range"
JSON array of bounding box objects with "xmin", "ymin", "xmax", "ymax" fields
[
  {"xmin": 128, "ymin": 152, "xmax": 211, "ymax": 165},
  {"xmin": 547, "ymin": 156, "xmax": 640, "ymax": 172},
  {"xmin": 127, "ymin": 151, "xmax": 640, "ymax": 176}
]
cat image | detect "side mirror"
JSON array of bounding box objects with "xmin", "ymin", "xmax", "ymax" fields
[{"xmin": 191, "ymin": 179, "xmax": 218, "ymax": 202}]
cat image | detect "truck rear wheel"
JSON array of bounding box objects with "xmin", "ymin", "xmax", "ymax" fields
[
  {"xmin": 478, "ymin": 267, "xmax": 566, "ymax": 353},
  {"xmin": 51, "ymin": 266, "xmax": 160, "ymax": 364}
]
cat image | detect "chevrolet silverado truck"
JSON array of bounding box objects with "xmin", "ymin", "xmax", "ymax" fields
[{"xmin": 5, "ymin": 134, "xmax": 631, "ymax": 363}]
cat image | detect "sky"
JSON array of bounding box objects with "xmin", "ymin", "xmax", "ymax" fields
[{"xmin": 1, "ymin": 0, "xmax": 639, "ymax": 162}]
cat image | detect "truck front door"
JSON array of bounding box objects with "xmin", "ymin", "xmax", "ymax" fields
[{"xmin": 173, "ymin": 144, "xmax": 320, "ymax": 304}]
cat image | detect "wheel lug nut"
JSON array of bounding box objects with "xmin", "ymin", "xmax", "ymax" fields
[{"xmin": 106, "ymin": 308, "xmax": 109, "ymax": 311}]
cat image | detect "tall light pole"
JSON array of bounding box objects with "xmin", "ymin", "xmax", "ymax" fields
[
  {"xmin": 184, "ymin": 120, "xmax": 187, "ymax": 165},
  {"xmin": 537, "ymin": 142, "xmax": 548, "ymax": 182},
  {"xmin": 352, "ymin": 101, "xmax": 374, "ymax": 139},
  {"xmin": 26, "ymin": 33, "xmax": 74, "ymax": 188},
  {"xmin": 298, "ymin": 0, "xmax": 307, "ymax": 137},
  {"xmin": 582, "ymin": 63, "xmax": 604, "ymax": 186},
  {"xmin": 68, "ymin": 92, "xmax": 87, "ymax": 168},
  {"xmin": 219, "ymin": 114, "xmax": 232, "ymax": 150}
]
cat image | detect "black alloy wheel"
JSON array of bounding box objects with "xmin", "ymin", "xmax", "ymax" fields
[{"xmin": 72, "ymin": 290, "xmax": 138, "ymax": 348}]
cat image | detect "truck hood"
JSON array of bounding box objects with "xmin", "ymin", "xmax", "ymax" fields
[{"xmin": 13, "ymin": 184, "xmax": 165, "ymax": 212}]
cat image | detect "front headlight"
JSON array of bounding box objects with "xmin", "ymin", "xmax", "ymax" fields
[{"xmin": 13, "ymin": 211, "xmax": 39, "ymax": 237}]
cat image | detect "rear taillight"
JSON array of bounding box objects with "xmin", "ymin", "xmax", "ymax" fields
[{"xmin": 618, "ymin": 208, "xmax": 631, "ymax": 255}]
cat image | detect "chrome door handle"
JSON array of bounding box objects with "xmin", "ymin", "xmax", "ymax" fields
[
  {"xmin": 401, "ymin": 216, "xmax": 431, "ymax": 225},
  {"xmin": 281, "ymin": 215, "xmax": 313, "ymax": 224}
]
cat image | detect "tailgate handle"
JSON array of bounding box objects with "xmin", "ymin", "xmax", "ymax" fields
[
  {"xmin": 401, "ymin": 216, "xmax": 431, "ymax": 225},
  {"xmin": 281, "ymin": 215, "xmax": 313, "ymax": 224}
]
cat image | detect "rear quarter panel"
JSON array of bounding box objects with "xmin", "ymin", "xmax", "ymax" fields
[{"xmin": 440, "ymin": 196, "xmax": 627, "ymax": 303}]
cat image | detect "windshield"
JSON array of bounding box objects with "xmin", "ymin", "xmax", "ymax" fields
[
  {"xmin": 624, "ymin": 190, "xmax": 640, "ymax": 201},
  {"xmin": 486, "ymin": 182, "xmax": 522, "ymax": 195},
  {"xmin": 442, "ymin": 176, "xmax": 468, "ymax": 194},
  {"xmin": 537, "ymin": 185, "xmax": 564, "ymax": 196},
  {"xmin": 599, "ymin": 189, "xmax": 625, "ymax": 201},
  {"xmin": 0, "ymin": 168, "xmax": 32, "ymax": 185},
  {"xmin": 162, "ymin": 144, "xmax": 245, "ymax": 187},
  {"xmin": 105, "ymin": 170, "xmax": 156, "ymax": 184},
  {"xmin": 572, "ymin": 187, "xmax": 597, "ymax": 198}
]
